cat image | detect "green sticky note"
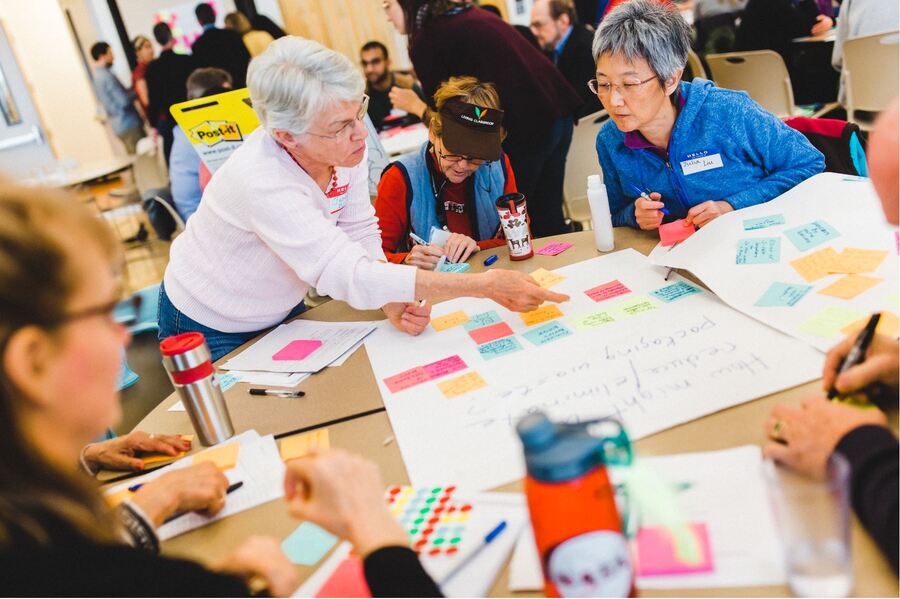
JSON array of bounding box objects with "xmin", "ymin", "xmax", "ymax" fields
[
  {"xmin": 650, "ymin": 281, "xmax": 702, "ymax": 303},
  {"xmin": 438, "ymin": 262, "xmax": 471, "ymax": 273},
  {"xmin": 463, "ymin": 310, "xmax": 503, "ymax": 331},
  {"xmin": 736, "ymin": 238, "xmax": 781, "ymax": 264},
  {"xmin": 784, "ymin": 220, "xmax": 840, "ymax": 252},
  {"xmin": 798, "ymin": 306, "xmax": 866, "ymax": 338},
  {"xmin": 573, "ymin": 311, "xmax": 616, "ymax": 330},
  {"xmin": 281, "ymin": 522, "xmax": 337, "ymax": 566},
  {"xmin": 743, "ymin": 214, "xmax": 785, "ymax": 231},
  {"xmin": 754, "ymin": 282, "xmax": 813, "ymax": 307},
  {"xmin": 614, "ymin": 295, "xmax": 657, "ymax": 317}
]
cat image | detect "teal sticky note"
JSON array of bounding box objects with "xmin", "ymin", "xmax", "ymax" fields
[
  {"xmin": 784, "ymin": 220, "xmax": 840, "ymax": 252},
  {"xmin": 463, "ymin": 310, "xmax": 503, "ymax": 331},
  {"xmin": 478, "ymin": 336, "xmax": 523, "ymax": 360},
  {"xmin": 281, "ymin": 522, "xmax": 337, "ymax": 566},
  {"xmin": 754, "ymin": 282, "xmax": 813, "ymax": 307},
  {"xmin": 216, "ymin": 372, "xmax": 241, "ymax": 391},
  {"xmin": 523, "ymin": 322, "xmax": 573, "ymax": 346},
  {"xmin": 736, "ymin": 238, "xmax": 780, "ymax": 264},
  {"xmin": 743, "ymin": 214, "xmax": 785, "ymax": 231},
  {"xmin": 650, "ymin": 281, "xmax": 702, "ymax": 303},
  {"xmin": 438, "ymin": 262, "xmax": 471, "ymax": 273}
]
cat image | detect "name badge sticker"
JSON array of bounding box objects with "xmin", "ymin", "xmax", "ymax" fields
[
  {"xmin": 327, "ymin": 182, "xmax": 350, "ymax": 214},
  {"xmin": 680, "ymin": 150, "xmax": 724, "ymax": 176}
]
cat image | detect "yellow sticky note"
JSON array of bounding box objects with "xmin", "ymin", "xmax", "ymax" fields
[
  {"xmin": 841, "ymin": 311, "xmax": 900, "ymax": 338},
  {"xmin": 799, "ymin": 306, "xmax": 866, "ymax": 338},
  {"xmin": 431, "ymin": 310, "xmax": 470, "ymax": 331},
  {"xmin": 104, "ymin": 488, "xmax": 132, "ymax": 507},
  {"xmin": 790, "ymin": 247, "xmax": 842, "ymax": 282},
  {"xmin": 437, "ymin": 371, "xmax": 488, "ymax": 399},
  {"xmin": 138, "ymin": 434, "xmax": 194, "ymax": 466},
  {"xmin": 280, "ymin": 428, "xmax": 330, "ymax": 462},
  {"xmin": 192, "ymin": 443, "xmax": 240, "ymax": 470},
  {"xmin": 529, "ymin": 268, "xmax": 567, "ymax": 289},
  {"xmin": 831, "ymin": 248, "xmax": 889, "ymax": 274},
  {"xmin": 818, "ymin": 275, "xmax": 883, "ymax": 300},
  {"xmin": 520, "ymin": 304, "xmax": 564, "ymax": 326}
]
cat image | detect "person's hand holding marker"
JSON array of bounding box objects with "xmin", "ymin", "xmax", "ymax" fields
[
  {"xmin": 685, "ymin": 200, "xmax": 733, "ymax": 228},
  {"xmin": 383, "ymin": 300, "xmax": 432, "ymax": 336},
  {"xmin": 629, "ymin": 185, "xmax": 669, "ymax": 230},
  {"xmin": 404, "ymin": 243, "xmax": 444, "ymax": 269}
]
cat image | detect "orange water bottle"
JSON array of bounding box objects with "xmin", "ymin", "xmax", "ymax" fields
[{"xmin": 517, "ymin": 412, "xmax": 635, "ymax": 598}]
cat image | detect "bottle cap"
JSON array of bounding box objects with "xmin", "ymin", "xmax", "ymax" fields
[{"xmin": 160, "ymin": 332, "xmax": 206, "ymax": 356}]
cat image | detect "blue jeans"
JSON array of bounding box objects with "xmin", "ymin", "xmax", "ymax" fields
[{"xmin": 157, "ymin": 283, "xmax": 306, "ymax": 362}]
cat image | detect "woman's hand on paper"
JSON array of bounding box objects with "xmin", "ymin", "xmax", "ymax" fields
[
  {"xmin": 283, "ymin": 449, "xmax": 409, "ymax": 557},
  {"xmin": 383, "ymin": 301, "xmax": 432, "ymax": 336},
  {"xmin": 481, "ymin": 270, "xmax": 570, "ymax": 312},
  {"xmin": 822, "ymin": 332, "xmax": 900, "ymax": 396},
  {"xmin": 130, "ymin": 462, "xmax": 230, "ymax": 526},
  {"xmin": 404, "ymin": 243, "xmax": 444, "ymax": 269},
  {"xmin": 216, "ymin": 536, "xmax": 299, "ymax": 597},
  {"xmin": 634, "ymin": 192, "xmax": 665, "ymax": 230},
  {"xmin": 685, "ymin": 200, "xmax": 733, "ymax": 228},
  {"xmin": 443, "ymin": 233, "xmax": 479, "ymax": 264},
  {"xmin": 83, "ymin": 431, "xmax": 192, "ymax": 471}
]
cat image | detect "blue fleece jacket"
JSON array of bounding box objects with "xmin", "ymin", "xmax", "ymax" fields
[{"xmin": 596, "ymin": 78, "xmax": 825, "ymax": 228}]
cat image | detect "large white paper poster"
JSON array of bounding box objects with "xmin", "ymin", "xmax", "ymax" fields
[
  {"xmin": 650, "ymin": 173, "xmax": 899, "ymax": 352},
  {"xmin": 365, "ymin": 250, "xmax": 822, "ymax": 491}
]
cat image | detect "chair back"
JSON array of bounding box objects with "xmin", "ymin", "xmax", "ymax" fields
[
  {"xmin": 706, "ymin": 50, "xmax": 794, "ymax": 118},
  {"xmin": 843, "ymin": 31, "xmax": 900, "ymax": 129},
  {"xmin": 563, "ymin": 110, "xmax": 609, "ymax": 227},
  {"xmin": 784, "ymin": 117, "xmax": 868, "ymax": 176},
  {"xmin": 686, "ymin": 48, "xmax": 708, "ymax": 80}
]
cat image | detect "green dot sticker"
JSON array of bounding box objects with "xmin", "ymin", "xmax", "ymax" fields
[
  {"xmin": 414, "ymin": 517, "xmax": 424, "ymax": 525},
  {"xmin": 433, "ymin": 538, "xmax": 444, "ymax": 545},
  {"xmin": 420, "ymin": 507, "xmax": 430, "ymax": 514},
  {"xmin": 425, "ymin": 497, "xmax": 436, "ymax": 504},
  {"xmin": 450, "ymin": 537, "xmax": 461, "ymax": 544},
  {"xmin": 431, "ymin": 487, "xmax": 442, "ymax": 494},
  {"xmin": 409, "ymin": 528, "xmax": 418, "ymax": 535}
]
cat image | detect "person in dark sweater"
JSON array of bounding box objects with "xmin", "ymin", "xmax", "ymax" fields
[
  {"xmin": 530, "ymin": 0, "xmax": 603, "ymax": 118},
  {"xmin": 0, "ymin": 182, "xmax": 441, "ymax": 597},
  {"xmin": 764, "ymin": 101, "xmax": 899, "ymax": 574},
  {"xmin": 192, "ymin": 2, "xmax": 252, "ymax": 88},
  {"xmin": 391, "ymin": 0, "xmax": 583, "ymax": 238},
  {"xmin": 145, "ymin": 22, "xmax": 197, "ymax": 164}
]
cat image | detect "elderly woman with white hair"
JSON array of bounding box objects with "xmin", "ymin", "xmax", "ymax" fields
[
  {"xmin": 592, "ymin": 1, "xmax": 824, "ymax": 231},
  {"xmin": 158, "ymin": 37, "xmax": 568, "ymax": 360}
]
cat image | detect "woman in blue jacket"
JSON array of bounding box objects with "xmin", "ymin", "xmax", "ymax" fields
[{"xmin": 592, "ymin": 0, "xmax": 825, "ymax": 230}]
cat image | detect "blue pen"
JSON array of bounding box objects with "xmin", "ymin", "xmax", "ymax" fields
[
  {"xmin": 483, "ymin": 254, "xmax": 498, "ymax": 266},
  {"xmin": 629, "ymin": 183, "xmax": 670, "ymax": 215},
  {"xmin": 438, "ymin": 520, "xmax": 508, "ymax": 585}
]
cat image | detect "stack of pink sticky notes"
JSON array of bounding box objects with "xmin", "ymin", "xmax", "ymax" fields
[
  {"xmin": 658, "ymin": 220, "xmax": 696, "ymax": 247},
  {"xmin": 535, "ymin": 242, "xmax": 574, "ymax": 256}
]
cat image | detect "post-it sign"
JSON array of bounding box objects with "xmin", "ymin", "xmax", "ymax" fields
[
  {"xmin": 535, "ymin": 242, "xmax": 574, "ymax": 256},
  {"xmin": 790, "ymin": 247, "xmax": 841, "ymax": 282},
  {"xmin": 784, "ymin": 220, "xmax": 840, "ymax": 252},
  {"xmin": 272, "ymin": 339, "xmax": 323, "ymax": 361},
  {"xmin": 467, "ymin": 322, "xmax": 514, "ymax": 345},
  {"xmin": 437, "ymin": 371, "xmax": 488, "ymax": 399},
  {"xmin": 478, "ymin": 337, "xmax": 524, "ymax": 360},
  {"xmin": 523, "ymin": 322, "xmax": 573, "ymax": 346},
  {"xmin": 431, "ymin": 310, "xmax": 470, "ymax": 331},
  {"xmin": 192, "ymin": 443, "xmax": 240, "ymax": 470},
  {"xmin": 754, "ymin": 282, "xmax": 813, "ymax": 307},
  {"xmin": 520, "ymin": 304, "xmax": 564, "ymax": 326},
  {"xmin": 818, "ymin": 274, "xmax": 883, "ymax": 300},
  {"xmin": 529, "ymin": 268, "xmax": 567, "ymax": 289},
  {"xmin": 659, "ymin": 219, "xmax": 696, "ymax": 247},
  {"xmin": 585, "ymin": 280, "xmax": 630, "ymax": 302}
]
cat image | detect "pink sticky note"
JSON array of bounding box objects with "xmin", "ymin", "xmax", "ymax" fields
[
  {"xmin": 635, "ymin": 523, "xmax": 714, "ymax": 577},
  {"xmin": 383, "ymin": 367, "xmax": 430, "ymax": 393},
  {"xmin": 895, "ymin": 231, "xmax": 899, "ymax": 255},
  {"xmin": 659, "ymin": 219, "xmax": 696, "ymax": 247},
  {"xmin": 468, "ymin": 322, "xmax": 515, "ymax": 345},
  {"xmin": 423, "ymin": 355, "xmax": 467, "ymax": 380},
  {"xmin": 585, "ymin": 280, "xmax": 631, "ymax": 302},
  {"xmin": 536, "ymin": 242, "xmax": 574, "ymax": 256},
  {"xmin": 315, "ymin": 557, "xmax": 372, "ymax": 598},
  {"xmin": 272, "ymin": 339, "xmax": 323, "ymax": 361}
]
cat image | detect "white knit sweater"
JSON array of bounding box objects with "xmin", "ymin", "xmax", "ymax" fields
[{"xmin": 163, "ymin": 128, "xmax": 416, "ymax": 333}]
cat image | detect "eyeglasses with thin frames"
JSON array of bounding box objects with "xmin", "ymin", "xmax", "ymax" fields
[
  {"xmin": 305, "ymin": 95, "xmax": 370, "ymax": 141},
  {"xmin": 588, "ymin": 76, "xmax": 657, "ymax": 98},
  {"xmin": 436, "ymin": 144, "xmax": 492, "ymax": 168}
]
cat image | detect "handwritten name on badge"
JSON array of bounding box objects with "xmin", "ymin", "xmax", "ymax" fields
[
  {"xmin": 680, "ymin": 153, "xmax": 724, "ymax": 176},
  {"xmin": 328, "ymin": 183, "xmax": 350, "ymax": 214}
]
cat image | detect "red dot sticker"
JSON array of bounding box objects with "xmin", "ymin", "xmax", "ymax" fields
[
  {"xmin": 439, "ymin": 496, "xmax": 451, "ymax": 504},
  {"xmin": 415, "ymin": 538, "xmax": 428, "ymax": 548},
  {"xmin": 447, "ymin": 546, "xmax": 459, "ymax": 555},
  {"xmin": 389, "ymin": 487, "xmax": 401, "ymax": 495},
  {"xmin": 461, "ymin": 504, "xmax": 473, "ymax": 512},
  {"xmin": 446, "ymin": 485, "xmax": 456, "ymax": 493},
  {"xmin": 422, "ymin": 528, "xmax": 434, "ymax": 536},
  {"xmin": 428, "ymin": 517, "xmax": 440, "ymax": 525},
  {"xmin": 434, "ymin": 507, "xmax": 445, "ymax": 514},
  {"xmin": 429, "ymin": 548, "xmax": 441, "ymax": 556},
  {"xmin": 448, "ymin": 506, "xmax": 457, "ymax": 513}
]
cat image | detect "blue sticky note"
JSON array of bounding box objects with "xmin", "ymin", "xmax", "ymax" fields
[
  {"xmin": 784, "ymin": 220, "xmax": 840, "ymax": 252},
  {"xmin": 650, "ymin": 281, "xmax": 702, "ymax": 303},
  {"xmin": 736, "ymin": 238, "xmax": 781, "ymax": 264},
  {"xmin": 522, "ymin": 322, "xmax": 573, "ymax": 346},
  {"xmin": 217, "ymin": 372, "xmax": 241, "ymax": 391},
  {"xmin": 743, "ymin": 214, "xmax": 785, "ymax": 231},
  {"xmin": 478, "ymin": 336, "xmax": 524, "ymax": 360},
  {"xmin": 281, "ymin": 522, "xmax": 337, "ymax": 566},
  {"xmin": 463, "ymin": 310, "xmax": 503, "ymax": 331},
  {"xmin": 438, "ymin": 262, "xmax": 471, "ymax": 273},
  {"xmin": 754, "ymin": 282, "xmax": 814, "ymax": 307}
]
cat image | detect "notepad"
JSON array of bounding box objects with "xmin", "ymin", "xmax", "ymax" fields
[
  {"xmin": 659, "ymin": 219, "xmax": 695, "ymax": 247},
  {"xmin": 192, "ymin": 443, "xmax": 240, "ymax": 470},
  {"xmin": 280, "ymin": 428, "xmax": 330, "ymax": 462},
  {"xmin": 272, "ymin": 339, "xmax": 323, "ymax": 361}
]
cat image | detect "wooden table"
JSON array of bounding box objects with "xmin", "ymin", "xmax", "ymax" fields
[{"xmin": 127, "ymin": 228, "xmax": 898, "ymax": 597}]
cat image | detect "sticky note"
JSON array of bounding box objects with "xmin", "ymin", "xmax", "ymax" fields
[
  {"xmin": 636, "ymin": 523, "xmax": 714, "ymax": 577},
  {"xmin": 141, "ymin": 450, "xmax": 187, "ymax": 466},
  {"xmin": 282, "ymin": 522, "xmax": 337, "ymax": 566},
  {"xmin": 216, "ymin": 372, "xmax": 241, "ymax": 391},
  {"xmin": 650, "ymin": 281, "xmax": 702, "ymax": 303},
  {"xmin": 520, "ymin": 304, "xmax": 564, "ymax": 326},
  {"xmin": 799, "ymin": 306, "xmax": 866, "ymax": 338},
  {"xmin": 658, "ymin": 219, "xmax": 696, "ymax": 247},
  {"xmin": 437, "ymin": 262, "xmax": 471, "ymax": 273},
  {"xmin": 529, "ymin": 268, "xmax": 567, "ymax": 288},
  {"xmin": 535, "ymin": 241, "xmax": 574, "ymax": 256},
  {"xmin": 830, "ymin": 248, "xmax": 889, "ymax": 274},
  {"xmin": 478, "ymin": 337, "xmax": 524, "ymax": 360},
  {"xmin": 614, "ymin": 295, "xmax": 657, "ymax": 317},
  {"xmin": 585, "ymin": 280, "xmax": 631, "ymax": 302},
  {"xmin": 754, "ymin": 282, "xmax": 813, "ymax": 307},
  {"xmin": 272, "ymin": 339, "xmax": 322, "ymax": 361},
  {"xmin": 280, "ymin": 428, "xmax": 330, "ymax": 462},
  {"xmin": 383, "ymin": 366, "xmax": 430, "ymax": 393},
  {"xmin": 462, "ymin": 310, "xmax": 502, "ymax": 330},
  {"xmin": 790, "ymin": 247, "xmax": 842, "ymax": 282},
  {"xmin": 315, "ymin": 557, "xmax": 372, "ymax": 598},
  {"xmin": 841, "ymin": 311, "xmax": 900, "ymax": 338},
  {"xmin": 573, "ymin": 311, "xmax": 615, "ymax": 330},
  {"xmin": 467, "ymin": 322, "xmax": 514, "ymax": 345},
  {"xmin": 736, "ymin": 238, "xmax": 780, "ymax": 264},
  {"xmin": 784, "ymin": 220, "xmax": 840, "ymax": 251},
  {"xmin": 818, "ymin": 274, "xmax": 883, "ymax": 300},
  {"xmin": 523, "ymin": 322, "xmax": 573, "ymax": 346},
  {"xmin": 431, "ymin": 310, "xmax": 470, "ymax": 331},
  {"xmin": 422, "ymin": 355, "xmax": 467, "ymax": 379},
  {"xmin": 437, "ymin": 371, "xmax": 488, "ymax": 398},
  {"xmin": 192, "ymin": 443, "xmax": 240, "ymax": 470},
  {"xmin": 743, "ymin": 214, "xmax": 785, "ymax": 231}
]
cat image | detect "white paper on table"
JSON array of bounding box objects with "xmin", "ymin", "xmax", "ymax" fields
[
  {"xmin": 168, "ymin": 401, "xmax": 186, "ymax": 412},
  {"xmin": 221, "ymin": 320, "xmax": 377, "ymax": 373},
  {"xmin": 508, "ymin": 446, "xmax": 786, "ymax": 591},
  {"xmin": 327, "ymin": 337, "xmax": 366, "ymax": 367},
  {"xmin": 649, "ymin": 173, "xmax": 899, "ymax": 351},
  {"xmin": 366, "ymin": 249, "xmax": 822, "ymax": 491}
]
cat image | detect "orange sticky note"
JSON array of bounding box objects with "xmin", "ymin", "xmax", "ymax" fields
[
  {"xmin": 830, "ymin": 248, "xmax": 889, "ymax": 274},
  {"xmin": 817, "ymin": 275, "xmax": 883, "ymax": 300},
  {"xmin": 790, "ymin": 247, "xmax": 842, "ymax": 283},
  {"xmin": 280, "ymin": 428, "xmax": 330, "ymax": 462},
  {"xmin": 529, "ymin": 268, "xmax": 567, "ymax": 289},
  {"xmin": 430, "ymin": 310, "xmax": 469, "ymax": 331},
  {"xmin": 437, "ymin": 371, "xmax": 488, "ymax": 399},
  {"xmin": 841, "ymin": 311, "xmax": 900, "ymax": 338},
  {"xmin": 520, "ymin": 304, "xmax": 564, "ymax": 326},
  {"xmin": 138, "ymin": 434, "xmax": 194, "ymax": 466},
  {"xmin": 192, "ymin": 443, "xmax": 240, "ymax": 470},
  {"xmin": 658, "ymin": 219, "xmax": 696, "ymax": 247}
]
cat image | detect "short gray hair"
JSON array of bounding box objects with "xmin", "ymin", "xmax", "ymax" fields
[
  {"xmin": 247, "ymin": 36, "xmax": 365, "ymax": 136},
  {"xmin": 591, "ymin": 0, "xmax": 690, "ymax": 83}
]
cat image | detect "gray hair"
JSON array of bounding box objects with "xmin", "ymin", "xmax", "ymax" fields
[
  {"xmin": 591, "ymin": 0, "xmax": 690, "ymax": 83},
  {"xmin": 247, "ymin": 36, "xmax": 365, "ymax": 136}
]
